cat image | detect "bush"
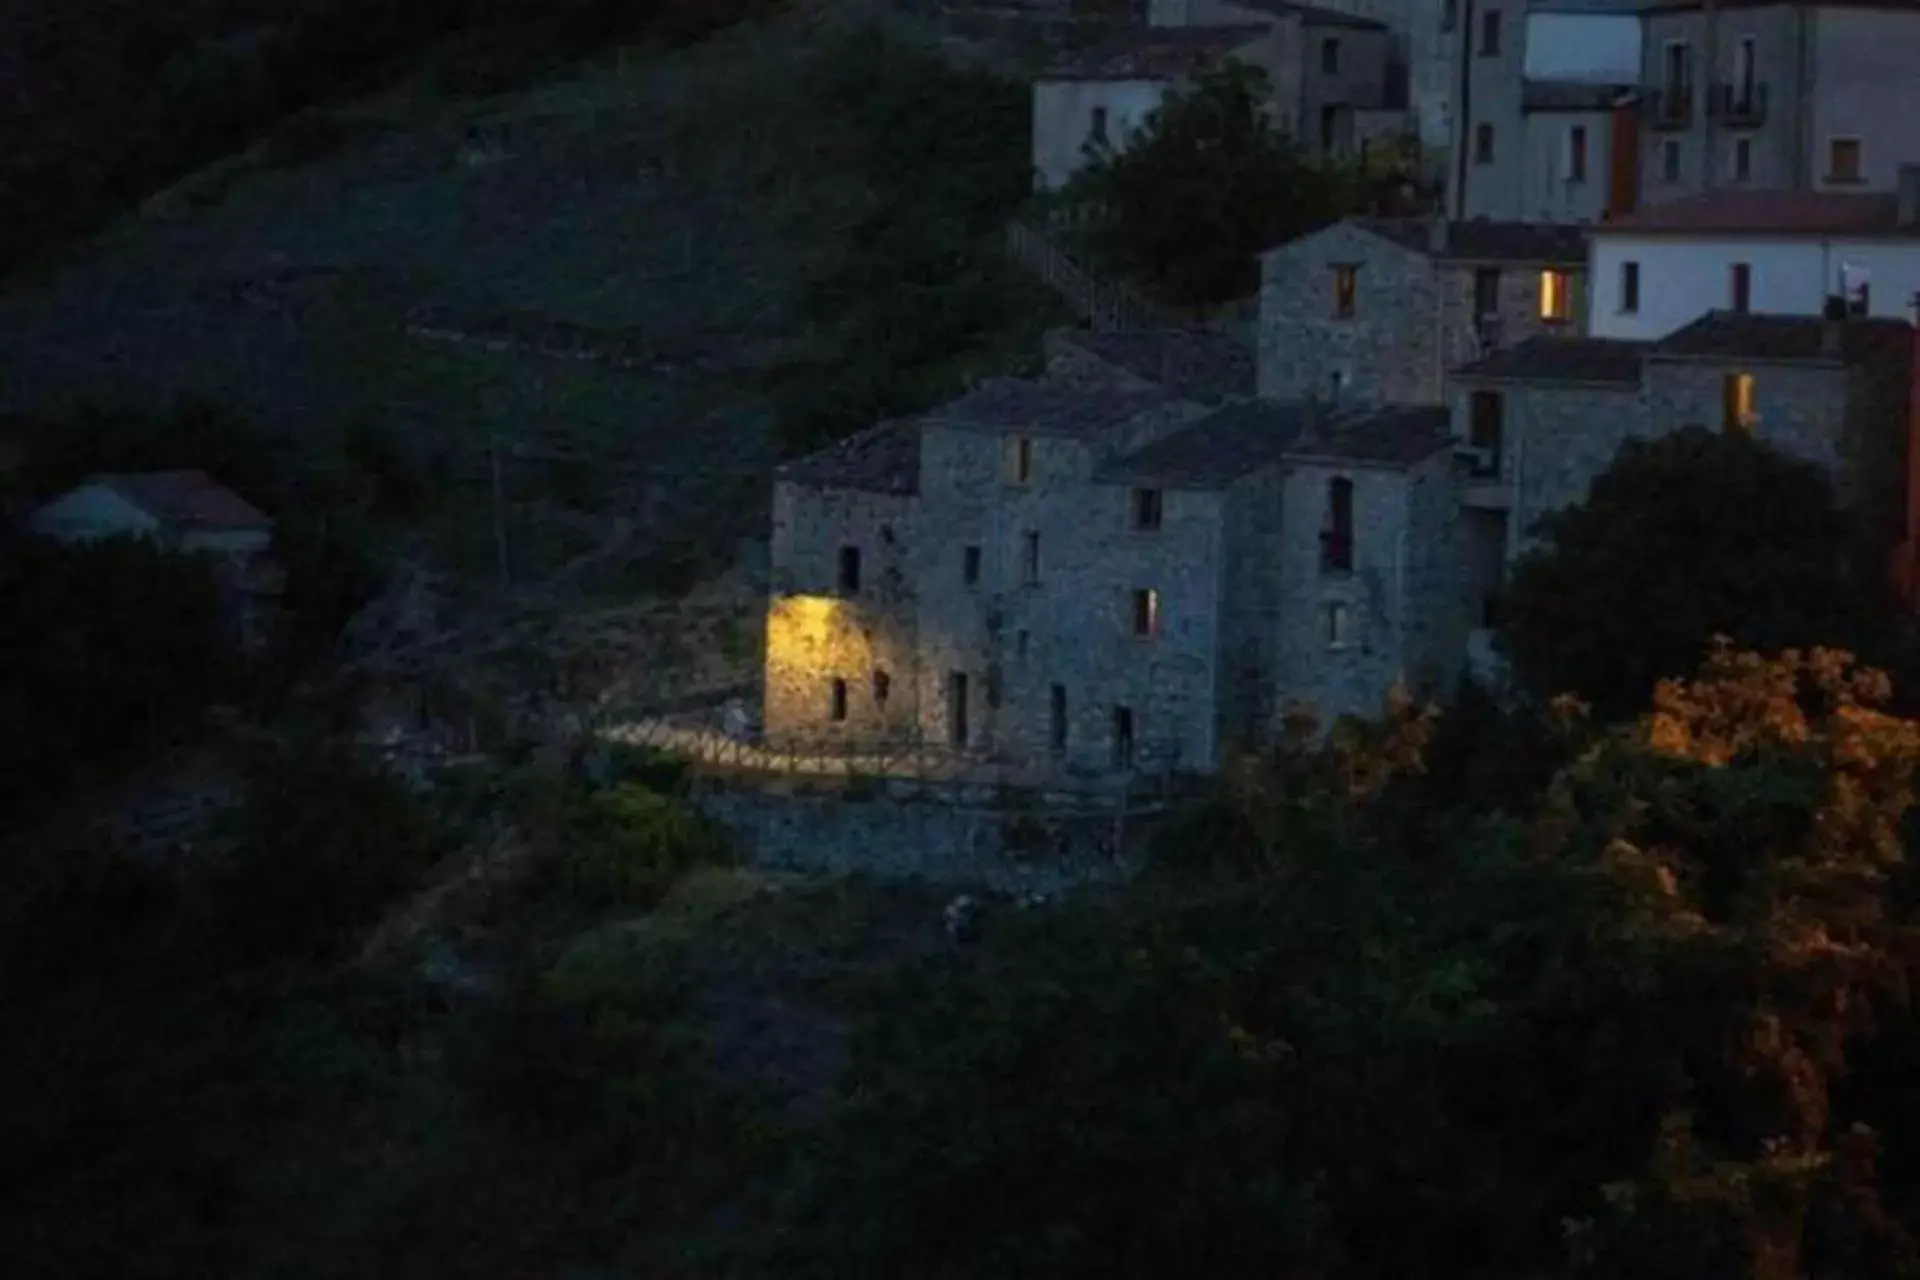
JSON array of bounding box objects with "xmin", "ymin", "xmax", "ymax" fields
[{"xmin": 559, "ymin": 784, "xmax": 732, "ymax": 911}]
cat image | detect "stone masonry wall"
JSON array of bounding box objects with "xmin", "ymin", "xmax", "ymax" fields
[
  {"xmin": 1273, "ymin": 458, "xmax": 1416, "ymax": 726},
  {"xmin": 1400, "ymin": 447, "xmax": 1463, "ymax": 694},
  {"xmin": 764, "ymin": 481, "xmax": 920, "ymax": 745},
  {"xmin": 1258, "ymin": 221, "xmax": 1441, "ymax": 405},
  {"xmin": 913, "ymin": 415, "xmax": 1221, "ymax": 773},
  {"xmin": 1481, "ymin": 380, "xmax": 1649, "ymax": 559},
  {"xmin": 1642, "ymin": 358, "xmax": 1852, "ymax": 498},
  {"xmin": 1218, "ymin": 468, "xmax": 1289, "ymax": 750}
]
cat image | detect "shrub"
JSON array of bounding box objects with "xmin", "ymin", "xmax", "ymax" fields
[{"xmin": 559, "ymin": 784, "xmax": 732, "ymax": 911}]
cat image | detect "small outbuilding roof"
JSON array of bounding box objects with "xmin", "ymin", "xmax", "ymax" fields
[{"xmin": 86, "ymin": 470, "xmax": 272, "ymax": 530}]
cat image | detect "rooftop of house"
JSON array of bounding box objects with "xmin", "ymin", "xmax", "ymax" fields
[
  {"xmin": 1646, "ymin": 0, "xmax": 1920, "ymax": 12},
  {"xmin": 924, "ymin": 377, "xmax": 1189, "ymax": 440},
  {"xmin": 1096, "ymin": 399, "xmax": 1449, "ymax": 488},
  {"xmin": 1051, "ymin": 327, "xmax": 1256, "ymax": 405},
  {"xmin": 1451, "ymin": 335, "xmax": 1648, "ymax": 385},
  {"xmin": 1521, "ymin": 78, "xmax": 1638, "ymax": 112},
  {"xmin": 1648, "ymin": 310, "xmax": 1914, "ymax": 364},
  {"xmin": 776, "ymin": 420, "xmax": 922, "ymax": 496},
  {"xmin": 1229, "ymin": 0, "xmax": 1388, "ymax": 28},
  {"xmin": 1041, "ymin": 23, "xmax": 1273, "ymax": 81},
  {"xmin": 88, "ymin": 470, "xmax": 272, "ymax": 531},
  {"xmin": 1348, "ymin": 217, "xmax": 1590, "ymax": 266},
  {"xmin": 1599, "ymin": 188, "xmax": 1920, "ymax": 237}
]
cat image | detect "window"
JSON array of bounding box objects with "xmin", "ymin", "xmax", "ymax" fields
[
  {"xmin": 1474, "ymin": 122, "xmax": 1494, "ymax": 164},
  {"xmin": 1131, "ymin": 588, "xmax": 1159, "ymax": 638},
  {"xmin": 1326, "ymin": 602, "xmax": 1350, "ymax": 648},
  {"xmin": 1319, "ymin": 104, "xmax": 1340, "ymax": 154},
  {"xmin": 1333, "ymin": 263, "xmax": 1358, "ymax": 317},
  {"xmin": 1049, "ymin": 684, "xmax": 1068, "ymax": 750},
  {"xmin": 1620, "ymin": 260, "xmax": 1641, "ymax": 313},
  {"xmin": 1567, "ymin": 125, "xmax": 1588, "ymax": 182},
  {"xmin": 962, "ymin": 544, "xmax": 981, "ymax": 585},
  {"xmin": 1730, "ymin": 262, "xmax": 1752, "ymax": 313},
  {"xmin": 1089, "ymin": 106, "xmax": 1108, "ymax": 145},
  {"xmin": 837, "ymin": 545, "xmax": 861, "ymax": 593},
  {"xmin": 1734, "ymin": 35, "xmax": 1757, "ymax": 104},
  {"xmin": 1828, "ymin": 137, "xmax": 1862, "ymax": 183},
  {"xmin": 830, "ymin": 678, "xmax": 848, "ymax": 721},
  {"xmin": 872, "ymin": 669, "xmax": 891, "ymax": 708},
  {"xmin": 947, "ymin": 672, "xmax": 969, "ymax": 745},
  {"xmin": 1322, "ymin": 476, "xmax": 1354, "ymax": 572},
  {"xmin": 1016, "ymin": 629, "xmax": 1030, "ymax": 658},
  {"xmin": 1723, "ymin": 372, "xmax": 1757, "ymax": 432},
  {"xmin": 1008, "ymin": 435, "xmax": 1033, "ymax": 484},
  {"xmin": 1733, "ymin": 136, "xmax": 1753, "ymax": 182},
  {"xmin": 1473, "ymin": 266, "xmax": 1501, "ymax": 319},
  {"xmin": 1480, "ymin": 9, "xmax": 1502, "ymax": 56},
  {"xmin": 1022, "ymin": 530, "xmax": 1041, "ymax": 585},
  {"xmin": 1661, "ymin": 139, "xmax": 1681, "ymax": 183},
  {"xmin": 1131, "ymin": 487, "xmax": 1163, "ymax": 530},
  {"xmin": 1663, "ymin": 41, "xmax": 1693, "ymax": 98},
  {"xmin": 1467, "ymin": 390, "xmax": 1503, "ymax": 476},
  {"xmin": 1111, "ymin": 706, "xmax": 1135, "ymax": 769},
  {"xmin": 1441, "ymin": 0, "xmax": 1456, "ymax": 31},
  {"xmin": 1539, "ymin": 269, "xmax": 1572, "ymax": 323},
  {"xmin": 1321, "ymin": 36, "xmax": 1340, "ymax": 73}
]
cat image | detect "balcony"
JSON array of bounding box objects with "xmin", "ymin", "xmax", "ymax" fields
[
  {"xmin": 1709, "ymin": 81, "xmax": 1768, "ymax": 127},
  {"xmin": 1645, "ymin": 86, "xmax": 1695, "ymax": 131}
]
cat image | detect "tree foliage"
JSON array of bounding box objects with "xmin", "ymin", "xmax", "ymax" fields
[
  {"xmin": 1502, "ymin": 426, "xmax": 1869, "ymax": 720},
  {"xmin": 1061, "ymin": 63, "xmax": 1363, "ymax": 305}
]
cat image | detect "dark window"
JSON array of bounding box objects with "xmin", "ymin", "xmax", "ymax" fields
[
  {"xmin": 830, "ymin": 678, "xmax": 848, "ymax": 721},
  {"xmin": 1441, "ymin": 0, "xmax": 1457, "ymax": 31},
  {"xmin": 1620, "ymin": 260, "xmax": 1641, "ymax": 312},
  {"xmin": 1333, "ymin": 264, "xmax": 1358, "ymax": 317},
  {"xmin": 948, "ymin": 672, "xmax": 969, "ymax": 745},
  {"xmin": 962, "ymin": 545, "xmax": 981, "ymax": 585},
  {"xmin": 1321, "ymin": 37, "xmax": 1340, "ymax": 73},
  {"xmin": 1322, "ymin": 476, "xmax": 1355, "ymax": 572},
  {"xmin": 872, "ymin": 669, "xmax": 890, "ymax": 707},
  {"xmin": 1661, "ymin": 140, "xmax": 1681, "ymax": 183},
  {"xmin": 1049, "ymin": 684, "xmax": 1068, "ymax": 750},
  {"xmin": 1111, "ymin": 705, "xmax": 1135, "ymax": 769},
  {"xmin": 1663, "ymin": 41, "xmax": 1693, "ymax": 98},
  {"xmin": 837, "ymin": 545, "xmax": 861, "ymax": 593},
  {"xmin": 1089, "ymin": 106, "xmax": 1108, "ymax": 144},
  {"xmin": 1319, "ymin": 104, "xmax": 1340, "ymax": 154},
  {"xmin": 1132, "ymin": 588, "xmax": 1159, "ymax": 637},
  {"xmin": 1568, "ymin": 125, "xmax": 1588, "ymax": 181},
  {"xmin": 1473, "ymin": 266, "xmax": 1501, "ymax": 318},
  {"xmin": 1022, "ymin": 531, "xmax": 1041, "ymax": 585},
  {"xmin": 1480, "ymin": 9, "xmax": 1502, "ymax": 56},
  {"xmin": 1016, "ymin": 629, "xmax": 1030, "ymax": 658},
  {"xmin": 1829, "ymin": 137, "xmax": 1862, "ymax": 183},
  {"xmin": 1326, "ymin": 602, "xmax": 1350, "ymax": 647},
  {"xmin": 1009, "ymin": 435, "xmax": 1033, "ymax": 484},
  {"xmin": 1730, "ymin": 262, "xmax": 1752, "ymax": 312},
  {"xmin": 1131, "ymin": 487, "xmax": 1162, "ymax": 530},
  {"xmin": 1468, "ymin": 390, "xmax": 1503, "ymax": 476},
  {"xmin": 1474, "ymin": 122, "xmax": 1494, "ymax": 164},
  {"xmin": 1734, "ymin": 136, "xmax": 1753, "ymax": 182}
]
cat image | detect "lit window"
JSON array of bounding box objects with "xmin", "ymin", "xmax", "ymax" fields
[
  {"xmin": 837, "ymin": 545, "xmax": 861, "ymax": 593},
  {"xmin": 1008, "ymin": 435, "xmax": 1033, "ymax": 484},
  {"xmin": 1723, "ymin": 372, "xmax": 1757, "ymax": 432},
  {"xmin": 1326, "ymin": 602, "xmax": 1350, "ymax": 647},
  {"xmin": 1132, "ymin": 588, "xmax": 1159, "ymax": 637},
  {"xmin": 1828, "ymin": 137, "xmax": 1862, "ymax": 183},
  {"xmin": 1131, "ymin": 487, "xmax": 1163, "ymax": 530},
  {"xmin": 1620, "ymin": 261, "xmax": 1640, "ymax": 313},
  {"xmin": 1539, "ymin": 270, "xmax": 1572, "ymax": 322},
  {"xmin": 1333, "ymin": 264, "xmax": 1358, "ymax": 317},
  {"xmin": 830, "ymin": 678, "xmax": 848, "ymax": 721}
]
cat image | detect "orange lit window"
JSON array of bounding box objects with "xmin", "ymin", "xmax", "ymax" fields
[{"xmin": 1539, "ymin": 270, "xmax": 1572, "ymax": 322}]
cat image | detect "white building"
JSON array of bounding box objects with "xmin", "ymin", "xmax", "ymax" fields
[{"xmin": 1585, "ymin": 176, "xmax": 1920, "ymax": 340}]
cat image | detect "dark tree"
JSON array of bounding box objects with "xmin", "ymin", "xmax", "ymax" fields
[{"xmin": 1502, "ymin": 426, "xmax": 1868, "ymax": 720}]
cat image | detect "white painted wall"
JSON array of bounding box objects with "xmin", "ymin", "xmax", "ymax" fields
[
  {"xmin": 1524, "ymin": 13, "xmax": 1640, "ymax": 83},
  {"xmin": 1811, "ymin": 8, "xmax": 1920, "ymax": 192},
  {"xmin": 1031, "ymin": 79, "xmax": 1171, "ymax": 191},
  {"xmin": 1586, "ymin": 234, "xmax": 1920, "ymax": 339}
]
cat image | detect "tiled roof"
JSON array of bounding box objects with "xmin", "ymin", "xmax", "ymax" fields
[
  {"xmin": 1451, "ymin": 335, "xmax": 1648, "ymax": 385},
  {"xmin": 1284, "ymin": 404, "xmax": 1454, "ymax": 466},
  {"xmin": 1350, "ymin": 217, "xmax": 1589, "ymax": 266},
  {"xmin": 1234, "ymin": 0, "xmax": 1388, "ymax": 28},
  {"xmin": 776, "ymin": 420, "xmax": 921, "ymax": 495},
  {"xmin": 1042, "ymin": 24, "xmax": 1272, "ymax": 80},
  {"xmin": 925, "ymin": 377, "xmax": 1187, "ymax": 440},
  {"xmin": 1054, "ymin": 328, "xmax": 1256, "ymax": 405},
  {"xmin": 94, "ymin": 470, "xmax": 271, "ymax": 530},
  {"xmin": 1600, "ymin": 189, "xmax": 1920, "ymax": 237},
  {"xmin": 1649, "ymin": 310, "xmax": 1914, "ymax": 363},
  {"xmin": 1649, "ymin": 0, "xmax": 1920, "ymax": 11},
  {"xmin": 1096, "ymin": 399, "xmax": 1307, "ymax": 488},
  {"xmin": 1099, "ymin": 399, "xmax": 1450, "ymax": 487},
  {"xmin": 1522, "ymin": 78, "xmax": 1637, "ymax": 112}
]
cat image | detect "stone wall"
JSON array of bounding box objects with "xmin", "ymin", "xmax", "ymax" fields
[
  {"xmin": 764, "ymin": 480, "xmax": 920, "ymax": 744},
  {"xmin": 1401, "ymin": 447, "xmax": 1464, "ymax": 693},
  {"xmin": 1258, "ymin": 221, "xmax": 1442, "ymax": 405},
  {"xmin": 1642, "ymin": 357, "xmax": 1851, "ymax": 494},
  {"xmin": 1218, "ymin": 468, "xmax": 1289, "ymax": 749},
  {"xmin": 691, "ymin": 779, "xmax": 1175, "ymax": 893}
]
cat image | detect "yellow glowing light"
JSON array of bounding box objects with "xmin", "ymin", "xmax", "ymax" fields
[{"xmin": 768, "ymin": 594, "xmax": 843, "ymax": 654}]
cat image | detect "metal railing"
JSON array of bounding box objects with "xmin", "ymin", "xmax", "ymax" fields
[
  {"xmin": 1709, "ymin": 82, "xmax": 1768, "ymax": 126},
  {"xmin": 1003, "ymin": 219, "xmax": 1175, "ymax": 333}
]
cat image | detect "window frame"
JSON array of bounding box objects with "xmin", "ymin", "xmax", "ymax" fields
[
  {"xmin": 1332, "ymin": 263, "xmax": 1359, "ymax": 318},
  {"xmin": 962, "ymin": 544, "xmax": 981, "ymax": 586},
  {"xmin": 1131, "ymin": 587, "xmax": 1159, "ymax": 639},
  {"xmin": 1732, "ymin": 135, "xmax": 1753, "ymax": 183},
  {"xmin": 1321, "ymin": 36, "xmax": 1340, "ymax": 73},
  {"xmin": 1480, "ymin": 8, "xmax": 1502, "ymax": 56},
  {"xmin": 1730, "ymin": 261, "xmax": 1752, "ymax": 313},
  {"xmin": 1021, "ymin": 530, "xmax": 1041, "ymax": 586},
  {"xmin": 1827, "ymin": 136, "xmax": 1863, "ymax": 184},
  {"xmin": 1325, "ymin": 601, "xmax": 1351, "ymax": 648},
  {"xmin": 1567, "ymin": 124, "xmax": 1588, "ymax": 182},
  {"xmin": 1322, "ymin": 476, "xmax": 1355, "ymax": 573},
  {"xmin": 837, "ymin": 545, "xmax": 861, "ymax": 594},
  {"xmin": 1539, "ymin": 269, "xmax": 1573, "ymax": 323},
  {"xmin": 1008, "ymin": 435, "xmax": 1034, "ymax": 485},
  {"xmin": 1620, "ymin": 260, "xmax": 1641, "ymax": 313},
  {"xmin": 1130, "ymin": 486, "xmax": 1163, "ymax": 531},
  {"xmin": 1722, "ymin": 371, "xmax": 1757, "ymax": 433},
  {"xmin": 829, "ymin": 677, "xmax": 849, "ymax": 722},
  {"xmin": 1467, "ymin": 389, "xmax": 1503, "ymax": 476}
]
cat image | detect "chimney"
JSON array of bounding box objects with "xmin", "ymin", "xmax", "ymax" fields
[
  {"xmin": 1427, "ymin": 215, "xmax": 1449, "ymax": 255},
  {"xmin": 1899, "ymin": 164, "xmax": 1920, "ymax": 228}
]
